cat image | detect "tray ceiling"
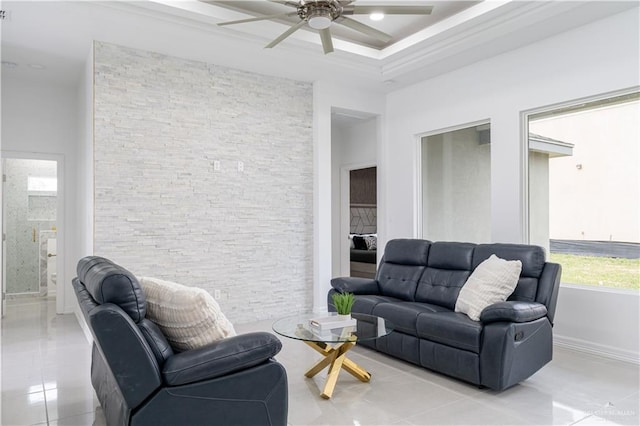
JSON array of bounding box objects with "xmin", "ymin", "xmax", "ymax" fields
[{"xmin": 206, "ymin": 1, "xmax": 481, "ymax": 50}]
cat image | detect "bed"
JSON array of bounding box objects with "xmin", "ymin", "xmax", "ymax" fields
[{"xmin": 350, "ymin": 234, "xmax": 377, "ymax": 279}]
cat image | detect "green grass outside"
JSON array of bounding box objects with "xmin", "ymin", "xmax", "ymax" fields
[{"xmin": 549, "ymin": 253, "xmax": 640, "ymax": 290}]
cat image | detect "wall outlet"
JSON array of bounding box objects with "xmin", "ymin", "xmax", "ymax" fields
[
  {"xmin": 213, "ymin": 160, "xmax": 220, "ymax": 171},
  {"xmin": 237, "ymin": 161, "xmax": 244, "ymax": 172},
  {"xmin": 214, "ymin": 289, "xmax": 221, "ymax": 299}
]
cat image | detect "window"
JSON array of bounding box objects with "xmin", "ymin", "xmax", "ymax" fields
[
  {"xmin": 528, "ymin": 93, "xmax": 639, "ymax": 290},
  {"xmin": 420, "ymin": 123, "xmax": 491, "ymax": 242},
  {"xmin": 28, "ymin": 176, "xmax": 57, "ymax": 192}
]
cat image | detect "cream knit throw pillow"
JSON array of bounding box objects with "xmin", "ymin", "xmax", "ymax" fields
[
  {"xmin": 455, "ymin": 255, "xmax": 522, "ymax": 321},
  {"xmin": 140, "ymin": 277, "xmax": 236, "ymax": 351}
]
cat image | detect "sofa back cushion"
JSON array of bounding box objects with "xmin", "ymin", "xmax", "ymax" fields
[
  {"xmin": 77, "ymin": 256, "xmax": 146, "ymax": 323},
  {"xmin": 415, "ymin": 242, "xmax": 475, "ymax": 309},
  {"xmin": 376, "ymin": 239, "xmax": 431, "ymax": 301},
  {"xmin": 472, "ymin": 244, "xmax": 546, "ymax": 303}
]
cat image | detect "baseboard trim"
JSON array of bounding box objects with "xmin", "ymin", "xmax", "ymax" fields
[{"xmin": 554, "ymin": 335, "xmax": 639, "ymax": 365}]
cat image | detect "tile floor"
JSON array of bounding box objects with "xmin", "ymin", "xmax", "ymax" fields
[{"xmin": 1, "ymin": 298, "xmax": 638, "ymax": 425}]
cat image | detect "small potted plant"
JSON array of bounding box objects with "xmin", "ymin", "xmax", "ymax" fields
[{"xmin": 331, "ymin": 292, "xmax": 355, "ymax": 318}]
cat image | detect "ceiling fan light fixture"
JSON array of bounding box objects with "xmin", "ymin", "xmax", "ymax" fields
[
  {"xmin": 309, "ymin": 15, "xmax": 332, "ymax": 29},
  {"xmin": 369, "ymin": 12, "xmax": 384, "ymax": 21},
  {"xmin": 307, "ymin": 8, "xmax": 333, "ymax": 30}
]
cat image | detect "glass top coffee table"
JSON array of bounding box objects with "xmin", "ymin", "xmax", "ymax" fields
[{"xmin": 272, "ymin": 312, "xmax": 394, "ymax": 399}]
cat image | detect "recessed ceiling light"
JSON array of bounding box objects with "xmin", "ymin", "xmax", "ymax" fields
[
  {"xmin": 28, "ymin": 63, "xmax": 46, "ymax": 70},
  {"xmin": 370, "ymin": 13, "xmax": 384, "ymax": 21},
  {"xmin": 1, "ymin": 60, "xmax": 18, "ymax": 68}
]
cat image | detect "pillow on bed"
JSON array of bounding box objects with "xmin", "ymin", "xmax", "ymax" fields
[
  {"xmin": 352, "ymin": 236, "xmax": 368, "ymax": 250},
  {"xmin": 140, "ymin": 277, "xmax": 236, "ymax": 351},
  {"xmin": 364, "ymin": 235, "xmax": 377, "ymax": 251}
]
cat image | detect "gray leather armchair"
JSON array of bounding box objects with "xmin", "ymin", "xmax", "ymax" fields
[{"xmin": 73, "ymin": 256, "xmax": 288, "ymax": 426}]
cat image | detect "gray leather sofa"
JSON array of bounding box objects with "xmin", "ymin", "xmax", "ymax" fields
[
  {"xmin": 73, "ymin": 256, "xmax": 288, "ymax": 425},
  {"xmin": 329, "ymin": 239, "xmax": 561, "ymax": 391}
]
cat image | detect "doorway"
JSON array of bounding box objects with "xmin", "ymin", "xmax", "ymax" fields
[
  {"xmin": 331, "ymin": 109, "xmax": 379, "ymax": 279},
  {"xmin": 347, "ymin": 166, "xmax": 377, "ymax": 278},
  {"xmin": 2, "ymin": 157, "xmax": 62, "ymax": 316}
]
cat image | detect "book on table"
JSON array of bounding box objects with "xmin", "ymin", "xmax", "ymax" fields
[
  {"xmin": 307, "ymin": 326, "xmax": 338, "ymax": 340},
  {"xmin": 308, "ymin": 315, "xmax": 357, "ymax": 331}
]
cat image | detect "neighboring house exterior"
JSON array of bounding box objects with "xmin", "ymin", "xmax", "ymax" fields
[{"xmin": 531, "ymin": 101, "xmax": 640, "ymax": 247}]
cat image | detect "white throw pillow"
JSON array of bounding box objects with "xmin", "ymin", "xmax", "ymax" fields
[
  {"xmin": 364, "ymin": 235, "xmax": 377, "ymax": 251},
  {"xmin": 454, "ymin": 255, "xmax": 522, "ymax": 321},
  {"xmin": 139, "ymin": 277, "xmax": 236, "ymax": 351}
]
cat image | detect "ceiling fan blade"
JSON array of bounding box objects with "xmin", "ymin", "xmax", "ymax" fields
[
  {"xmin": 319, "ymin": 28, "xmax": 334, "ymax": 54},
  {"xmin": 218, "ymin": 12, "xmax": 298, "ymax": 26},
  {"xmin": 268, "ymin": 0, "xmax": 300, "ymax": 8},
  {"xmin": 265, "ymin": 20, "xmax": 307, "ymax": 49},
  {"xmin": 343, "ymin": 5, "xmax": 433, "ymax": 15},
  {"xmin": 336, "ymin": 16, "xmax": 392, "ymax": 43}
]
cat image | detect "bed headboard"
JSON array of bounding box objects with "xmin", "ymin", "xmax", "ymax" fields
[{"xmin": 350, "ymin": 204, "xmax": 377, "ymax": 234}]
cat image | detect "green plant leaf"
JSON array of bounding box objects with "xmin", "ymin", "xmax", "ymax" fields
[{"xmin": 331, "ymin": 292, "xmax": 355, "ymax": 315}]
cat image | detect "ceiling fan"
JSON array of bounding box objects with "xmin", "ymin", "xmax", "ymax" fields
[{"xmin": 216, "ymin": 1, "xmax": 434, "ymax": 54}]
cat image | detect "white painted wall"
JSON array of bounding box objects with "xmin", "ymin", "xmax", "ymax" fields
[
  {"xmin": 554, "ymin": 286, "xmax": 640, "ymax": 363},
  {"xmin": 331, "ymin": 117, "xmax": 377, "ymax": 277},
  {"xmin": 385, "ymin": 8, "xmax": 640, "ymax": 361},
  {"xmin": 77, "ymin": 46, "xmax": 94, "ymax": 260},
  {"xmin": 72, "ymin": 46, "xmax": 95, "ymax": 338},
  {"xmin": 1, "ymin": 76, "xmax": 78, "ymax": 313}
]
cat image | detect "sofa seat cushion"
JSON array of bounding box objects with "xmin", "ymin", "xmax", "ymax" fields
[
  {"xmin": 352, "ymin": 295, "xmax": 403, "ymax": 315},
  {"xmin": 372, "ymin": 302, "xmax": 449, "ymax": 336},
  {"xmin": 416, "ymin": 311, "xmax": 484, "ymax": 353}
]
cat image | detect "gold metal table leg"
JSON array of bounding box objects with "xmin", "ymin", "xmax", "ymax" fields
[
  {"xmin": 302, "ymin": 340, "xmax": 371, "ymax": 399},
  {"xmin": 342, "ymin": 357, "xmax": 371, "ymax": 382}
]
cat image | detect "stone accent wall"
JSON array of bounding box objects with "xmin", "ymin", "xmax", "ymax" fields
[{"xmin": 93, "ymin": 42, "xmax": 313, "ymax": 323}]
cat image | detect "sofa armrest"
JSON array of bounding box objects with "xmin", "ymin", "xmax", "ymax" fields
[
  {"xmin": 331, "ymin": 277, "xmax": 379, "ymax": 295},
  {"xmin": 480, "ymin": 301, "xmax": 548, "ymax": 324},
  {"xmin": 162, "ymin": 332, "xmax": 282, "ymax": 386}
]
